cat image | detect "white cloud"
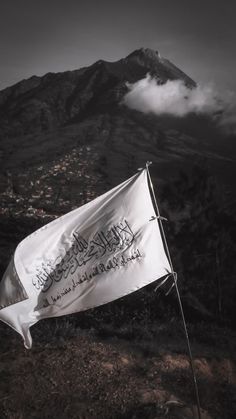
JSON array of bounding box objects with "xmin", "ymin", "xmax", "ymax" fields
[
  {"xmin": 123, "ymin": 75, "xmax": 236, "ymax": 134},
  {"xmin": 123, "ymin": 75, "xmax": 220, "ymax": 116}
]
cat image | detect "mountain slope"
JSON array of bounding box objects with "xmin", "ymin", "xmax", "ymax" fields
[
  {"xmin": 0, "ymin": 48, "xmax": 235, "ymax": 204},
  {"xmin": 0, "ymin": 48, "xmax": 196, "ymax": 137}
]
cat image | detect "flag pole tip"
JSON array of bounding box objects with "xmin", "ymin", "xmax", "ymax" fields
[{"xmin": 137, "ymin": 161, "xmax": 152, "ymax": 171}]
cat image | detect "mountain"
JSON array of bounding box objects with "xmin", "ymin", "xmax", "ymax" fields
[
  {"xmin": 0, "ymin": 48, "xmax": 196, "ymax": 136},
  {"xmin": 0, "ymin": 48, "xmax": 235, "ymax": 247}
]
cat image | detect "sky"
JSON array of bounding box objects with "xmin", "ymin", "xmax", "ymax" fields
[{"xmin": 0, "ymin": 0, "xmax": 235, "ymax": 92}]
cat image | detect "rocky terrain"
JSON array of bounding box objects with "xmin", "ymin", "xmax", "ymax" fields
[{"xmin": 1, "ymin": 313, "xmax": 236, "ymax": 419}]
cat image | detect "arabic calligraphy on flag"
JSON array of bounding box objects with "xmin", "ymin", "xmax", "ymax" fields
[{"xmin": 33, "ymin": 219, "xmax": 137, "ymax": 294}]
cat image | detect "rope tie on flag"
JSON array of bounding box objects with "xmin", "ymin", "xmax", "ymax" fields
[
  {"xmin": 138, "ymin": 161, "xmax": 152, "ymax": 171},
  {"xmin": 154, "ymin": 271, "xmax": 177, "ymax": 294},
  {"xmin": 149, "ymin": 215, "xmax": 168, "ymax": 222},
  {"xmin": 165, "ymin": 271, "xmax": 177, "ymax": 295},
  {"xmin": 153, "ymin": 274, "xmax": 171, "ymax": 292}
]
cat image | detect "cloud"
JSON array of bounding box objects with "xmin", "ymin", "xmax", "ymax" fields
[
  {"xmin": 123, "ymin": 75, "xmax": 220, "ymax": 116},
  {"xmin": 216, "ymin": 91, "xmax": 236, "ymax": 134},
  {"xmin": 123, "ymin": 75, "xmax": 236, "ymax": 133}
]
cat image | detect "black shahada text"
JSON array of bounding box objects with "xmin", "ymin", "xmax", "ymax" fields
[
  {"xmin": 50, "ymin": 248, "xmax": 142, "ymax": 304},
  {"xmin": 32, "ymin": 219, "xmax": 139, "ymax": 293}
]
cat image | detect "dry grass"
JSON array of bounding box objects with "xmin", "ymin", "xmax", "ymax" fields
[{"xmin": 1, "ymin": 318, "xmax": 236, "ymax": 419}]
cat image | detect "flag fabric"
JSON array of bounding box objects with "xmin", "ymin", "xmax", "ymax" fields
[{"xmin": 0, "ymin": 168, "xmax": 171, "ymax": 348}]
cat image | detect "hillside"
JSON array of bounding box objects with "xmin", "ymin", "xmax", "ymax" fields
[
  {"xmin": 1, "ymin": 316, "xmax": 236, "ymax": 419},
  {"xmin": 0, "ymin": 48, "xmax": 235, "ymax": 196}
]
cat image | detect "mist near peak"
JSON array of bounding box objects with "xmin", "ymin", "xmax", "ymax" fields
[
  {"xmin": 123, "ymin": 75, "xmax": 236, "ymax": 133},
  {"xmin": 123, "ymin": 75, "xmax": 220, "ymax": 115}
]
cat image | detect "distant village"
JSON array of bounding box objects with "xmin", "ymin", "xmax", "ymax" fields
[{"xmin": 0, "ymin": 145, "xmax": 105, "ymax": 222}]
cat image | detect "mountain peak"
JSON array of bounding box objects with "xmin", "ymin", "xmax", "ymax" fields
[
  {"xmin": 124, "ymin": 47, "xmax": 196, "ymax": 88},
  {"xmin": 126, "ymin": 48, "xmax": 161, "ymax": 62}
]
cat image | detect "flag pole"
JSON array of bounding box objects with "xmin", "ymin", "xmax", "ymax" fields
[{"xmin": 146, "ymin": 162, "xmax": 202, "ymax": 419}]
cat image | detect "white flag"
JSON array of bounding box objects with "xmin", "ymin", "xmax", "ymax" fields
[{"xmin": 0, "ymin": 168, "xmax": 171, "ymax": 348}]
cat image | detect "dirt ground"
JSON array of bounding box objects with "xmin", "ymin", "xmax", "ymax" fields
[{"xmin": 1, "ymin": 319, "xmax": 236, "ymax": 419}]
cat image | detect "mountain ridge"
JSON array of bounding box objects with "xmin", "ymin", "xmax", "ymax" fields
[
  {"xmin": 0, "ymin": 48, "xmax": 196, "ymax": 137},
  {"xmin": 0, "ymin": 48, "xmax": 235, "ymax": 203}
]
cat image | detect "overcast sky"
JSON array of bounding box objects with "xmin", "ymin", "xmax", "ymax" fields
[{"xmin": 0, "ymin": 0, "xmax": 235, "ymax": 92}]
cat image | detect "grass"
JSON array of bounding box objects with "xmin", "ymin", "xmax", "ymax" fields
[{"xmin": 1, "ymin": 304, "xmax": 236, "ymax": 418}]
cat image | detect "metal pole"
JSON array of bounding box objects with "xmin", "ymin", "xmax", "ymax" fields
[{"xmin": 146, "ymin": 162, "xmax": 202, "ymax": 419}]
